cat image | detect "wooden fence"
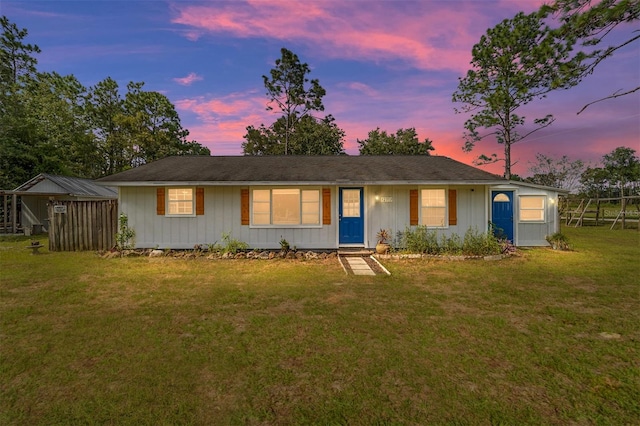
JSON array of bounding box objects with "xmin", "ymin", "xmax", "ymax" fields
[{"xmin": 48, "ymin": 200, "xmax": 118, "ymax": 251}]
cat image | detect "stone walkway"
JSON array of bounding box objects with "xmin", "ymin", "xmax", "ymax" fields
[{"xmin": 343, "ymin": 256, "xmax": 376, "ymax": 275}]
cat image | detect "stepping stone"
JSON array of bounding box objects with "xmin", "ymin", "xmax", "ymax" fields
[{"xmin": 345, "ymin": 257, "xmax": 376, "ymax": 275}]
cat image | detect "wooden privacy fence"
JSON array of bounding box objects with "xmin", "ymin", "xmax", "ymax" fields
[{"xmin": 48, "ymin": 200, "xmax": 118, "ymax": 251}]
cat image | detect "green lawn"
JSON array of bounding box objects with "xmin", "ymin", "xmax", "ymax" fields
[{"xmin": 1, "ymin": 227, "xmax": 638, "ymax": 425}]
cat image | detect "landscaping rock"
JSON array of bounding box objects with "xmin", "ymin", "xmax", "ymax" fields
[{"xmin": 149, "ymin": 249, "xmax": 164, "ymax": 257}]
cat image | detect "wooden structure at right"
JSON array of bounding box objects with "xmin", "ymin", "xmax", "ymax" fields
[{"xmin": 561, "ymin": 196, "xmax": 640, "ymax": 229}]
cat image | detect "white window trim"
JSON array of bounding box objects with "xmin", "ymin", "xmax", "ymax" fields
[
  {"xmin": 420, "ymin": 187, "xmax": 449, "ymax": 229},
  {"xmin": 519, "ymin": 195, "xmax": 546, "ymax": 222},
  {"xmin": 166, "ymin": 187, "xmax": 196, "ymax": 217},
  {"xmin": 250, "ymin": 187, "xmax": 323, "ymax": 228}
]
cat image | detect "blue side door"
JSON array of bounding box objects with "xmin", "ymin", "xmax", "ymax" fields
[
  {"xmin": 339, "ymin": 188, "xmax": 364, "ymax": 245},
  {"xmin": 491, "ymin": 191, "xmax": 514, "ymax": 242}
]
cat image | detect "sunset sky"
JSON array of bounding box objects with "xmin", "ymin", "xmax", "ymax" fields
[{"xmin": 4, "ymin": 0, "xmax": 639, "ymax": 176}]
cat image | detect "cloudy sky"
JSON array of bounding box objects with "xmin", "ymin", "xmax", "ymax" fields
[{"xmin": 4, "ymin": 0, "xmax": 639, "ymax": 176}]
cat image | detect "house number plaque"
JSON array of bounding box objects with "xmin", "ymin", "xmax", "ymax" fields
[{"xmin": 53, "ymin": 205, "xmax": 67, "ymax": 214}]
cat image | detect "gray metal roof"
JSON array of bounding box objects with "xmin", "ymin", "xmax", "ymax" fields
[
  {"xmin": 14, "ymin": 173, "xmax": 118, "ymax": 198},
  {"xmin": 96, "ymin": 155, "xmax": 506, "ymax": 185}
]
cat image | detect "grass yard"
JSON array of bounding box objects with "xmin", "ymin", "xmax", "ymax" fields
[{"xmin": 1, "ymin": 227, "xmax": 638, "ymax": 425}]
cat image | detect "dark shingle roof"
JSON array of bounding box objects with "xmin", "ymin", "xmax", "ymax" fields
[{"xmin": 96, "ymin": 155, "xmax": 505, "ymax": 185}]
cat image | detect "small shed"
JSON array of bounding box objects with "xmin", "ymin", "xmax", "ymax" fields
[{"xmin": 2, "ymin": 173, "xmax": 117, "ymax": 236}]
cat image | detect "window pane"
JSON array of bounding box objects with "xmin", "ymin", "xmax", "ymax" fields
[
  {"xmin": 521, "ymin": 196, "xmax": 544, "ymax": 209},
  {"xmin": 252, "ymin": 189, "xmax": 271, "ymax": 225},
  {"xmin": 519, "ymin": 196, "xmax": 545, "ymax": 221},
  {"xmin": 302, "ymin": 190, "xmax": 320, "ymax": 224},
  {"xmin": 422, "ymin": 207, "xmax": 445, "ymax": 227},
  {"xmin": 273, "ymin": 189, "xmax": 300, "ymax": 224},
  {"xmin": 253, "ymin": 189, "xmax": 270, "ymax": 202},
  {"xmin": 167, "ymin": 188, "xmax": 193, "ymax": 215},
  {"xmin": 520, "ymin": 210, "xmax": 544, "ymax": 221},
  {"xmin": 422, "ymin": 189, "xmax": 445, "ymax": 207},
  {"xmin": 342, "ymin": 189, "xmax": 360, "ymax": 217},
  {"xmin": 421, "ymin": 189, "xmax": 446, "ymax": 227}
]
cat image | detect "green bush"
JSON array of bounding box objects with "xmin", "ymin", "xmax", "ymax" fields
[
  {"xmin": 398, "ymin": 226, "xmax": 502, "ymax": 256},
  {"xmin": 462, "ymin": 227, "xmax": 501, "ymax": 256},
  {"xmin": 546, "ymin": 232, "xmax": 571, "ymax": 250},
  {"xmin": 115, "ymin": 213, "xmax": 135, "ymax": 251},
  {"xmin": 212, "ymin": 232, "xmax": 249, "ymax": 255}
]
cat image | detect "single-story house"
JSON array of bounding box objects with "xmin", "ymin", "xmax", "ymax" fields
[
  {"xmin": 6, "ymin": 173, "xmax": 117, "ymax": 235},
  {"xmin": 96, "ymin": 155, "xmax": 565, "ymax": 250}
]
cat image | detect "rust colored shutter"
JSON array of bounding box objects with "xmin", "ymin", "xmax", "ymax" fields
[
  {"xmin": 322, "ymin": 188, "xmax": 331, "ymax": 225},
  {"xmin": 196, "ymin": 187, "xmax": 204, "ymax": 215},
  {"xmin": 409, "ymin": 189, "xmax": 419, "ymax": 225},
  {"xmin": 241, "ymin": 189, "xmax": 250, "ymax": 225},
  {"xmin": 156, "ymin": 188, "xmax": 165, "ymax": 215},
  {"xmin": 448, "ymin": 189, "xmax": 457, "ymax": 225}
]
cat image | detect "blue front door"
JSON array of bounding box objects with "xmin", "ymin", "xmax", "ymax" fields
[
  {"xmin": 491, "ymin": 191, "xmax": 514, "ymax": 242},
  {"xmin": 339, "ymin": 188, "xmax": 364, "ymax": 245}
]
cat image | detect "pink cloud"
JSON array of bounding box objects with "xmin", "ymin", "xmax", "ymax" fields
[
  {"xmin": 173, "ymin": 72, "xmax": 203, "ymax": 86},
  {"xmin": 170, "ymin": 1, "xmax": 545, "ymax": 73}
]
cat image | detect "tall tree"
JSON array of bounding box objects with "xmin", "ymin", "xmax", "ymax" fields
[
  {"xmin": 526, "ymin": 153, "xmax": 585, "ymax": 192},
  {"xmin": 243, "ymin": 47, "xmax": 344, "ymax": 155},
  {"xmin": 358, "ymin": 128, "xmax": 434, "ymax": 155},
  {"xmin": 452, "ymin": 12, "xmax": 583, "ymax": 179},
  {"xmin": 540, "ymin": 0, "xmax": 640, "ymax": 113},
  {"xmin": 121, "ymin": 82, "xmax": 209, "ymax": 167},
  {"xmin": 0, "ymin": 16, "xmax": 42, "ymax": 189},
  {"xmin": 0, "ymin": 15, "xmax": 40, "ymax": 89}
]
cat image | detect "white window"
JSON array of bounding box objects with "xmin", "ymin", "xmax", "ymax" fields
[
  {"xmin": 520, "ymin": 196, "xmax": 545, "ymax": 221},
  {"xmin": 252, "ymin": 188, "xmax": 320, "ymax": 226},
  {"xmin": 167, "ymin": 188, "xmax": 194, "ymax": 216},
  {"xmin": 421, "ymin": 189, "xmax": 446, "ymax": 227}
]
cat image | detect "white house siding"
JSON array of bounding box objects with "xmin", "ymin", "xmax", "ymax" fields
[
  {"xmin": 119, "ymin": 186, "xmax": 339, "ymax": 250},
  {"xmin": 489, "ymin": 183, "xmax": 560, "ymax": 247},
  {"xmin": 364, "ymin": 185, "xmax": 489, "ymax": 247},
  {"xmin": 120, "ymin": 184, "xmax": 557, "ymax": 249},
  {"xmin": 515, "ymin": 186, "xmax": 560, "ymax": 246}
]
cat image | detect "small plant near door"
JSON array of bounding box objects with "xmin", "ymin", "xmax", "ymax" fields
[
  {"xmin": 115, "ymin": 213, "xmax": 136, "ymax": 252},
  {"xmin": 376, "ymin": 229, "xmax": 391, "ymax": 254}
]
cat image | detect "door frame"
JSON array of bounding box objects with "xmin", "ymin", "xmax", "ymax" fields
[
  {"xmin": 491, "ymin": 190, "xmax": 515, "ymax": 243},
  {"xmin": 338, "ymin": 187, "xmax": 365, "ymax": 246}
]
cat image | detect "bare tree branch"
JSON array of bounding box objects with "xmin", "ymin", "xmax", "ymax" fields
[{"xmin": 577, "ymin": 86, "xmax": 640, "ymax": 114}]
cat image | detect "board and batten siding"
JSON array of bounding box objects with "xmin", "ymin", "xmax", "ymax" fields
[
  {"xmin": 119, "ymin": 186, "xmax": 339, "ymax": 250},
  {"xmin": 515, "ymin": 186, "xmax": 560, "ymax": 246},
  {"xmin": 363, "ymin": 185, "xmax": 489, "ymax": 247}
]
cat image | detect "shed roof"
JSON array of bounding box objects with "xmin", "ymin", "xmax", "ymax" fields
[
  {"xmin": 13, "ymin": 173, "xmax": 117, "ymax": 198},
  {"xmin": 96, "ymin": 155, "xmax": 506, "ymax": 185}
]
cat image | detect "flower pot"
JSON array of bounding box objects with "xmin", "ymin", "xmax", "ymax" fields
[{"xmin": 376, "ymin": 243, "xmax": 390, "ymax": 254}]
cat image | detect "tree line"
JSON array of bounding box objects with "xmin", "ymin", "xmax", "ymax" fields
[
  {"xmin": 0, "ymin": 16, "xmax": 210, "ymax": 190},
  {"xmin": 2, "ymin": 0, "xmax": 637, "ymax": 189},
  {"xmin": 524, "ymin": 147, "xmax": 640, "ymax": 198}
]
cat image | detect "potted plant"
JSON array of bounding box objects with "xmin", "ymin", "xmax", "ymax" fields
[{"xmin": 375, "ymin": 229, "xmax": 391, "ymax": 254}]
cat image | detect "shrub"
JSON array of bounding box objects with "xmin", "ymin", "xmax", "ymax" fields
[
  {"xmin": 115, "ymin": 213, "xmax": 135, "ymax": 251},
  {"xmin": 212, "ymin": 232, "xmax": 249, "ymax": 255},
  {"xmin": 462, "ymin": 228, "xmax": 501, "ymax": 256},
  {"xmin": 546, "ymin": 232, "xmax": 571, "ymax": 250}
]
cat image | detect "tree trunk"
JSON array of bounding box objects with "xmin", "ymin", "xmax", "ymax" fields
[{"xmin": 504, "ymin": 142, "xmax": 511, "ymax": 180}]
